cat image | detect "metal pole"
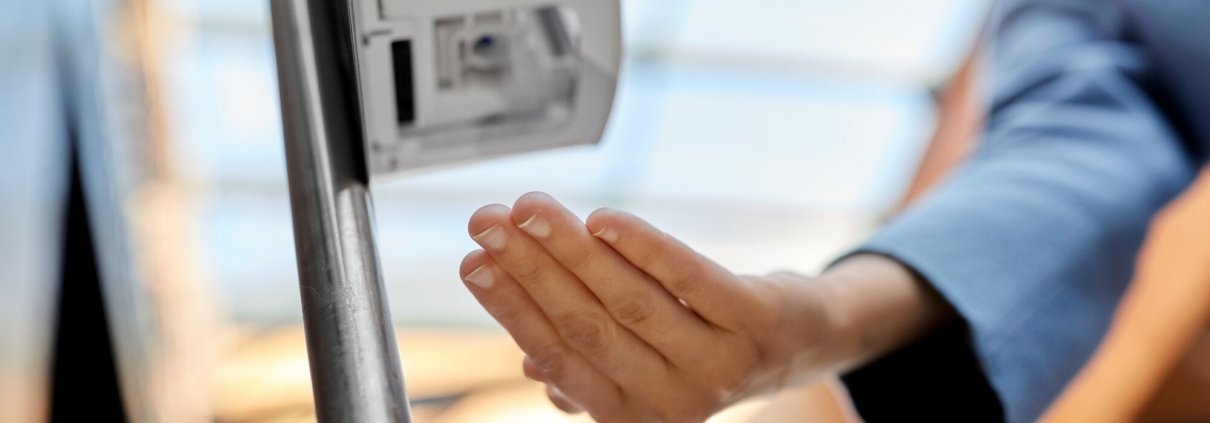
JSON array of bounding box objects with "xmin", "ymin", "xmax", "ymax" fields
[{"xmin": 270, "ymin": 0, "xmax": 412, "ymax": 421}]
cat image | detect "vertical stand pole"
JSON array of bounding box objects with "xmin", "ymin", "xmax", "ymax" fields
[{"xmin": 270, "ymin": 0, "xmax": 412, "ymax": 421}]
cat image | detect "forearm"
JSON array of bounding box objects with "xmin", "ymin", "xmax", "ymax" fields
[{"xmin": 814, "ymin": 254, "xmax": 957, "ymax": 373}]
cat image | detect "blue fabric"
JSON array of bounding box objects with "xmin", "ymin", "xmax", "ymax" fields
[{"xmin": 845, "ymin": 1, "xmax": 1210, "ymax": 422}]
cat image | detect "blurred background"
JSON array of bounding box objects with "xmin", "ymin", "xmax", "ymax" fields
[{"xmin": 8, "ymin": 0, "xmax": 1063, "ymax": 422}]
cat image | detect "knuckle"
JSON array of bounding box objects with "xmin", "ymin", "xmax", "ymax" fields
[
  {"xmin": 563, "ymin": 247, "xmax": 597, "ymax": 270},
  {"xmin": 632, "ymin": 245, "xmax": 660, "ymax": 270},
  {"xmin": 666, "ymin": 263, "xmax": 705, "ymax": 297},
  {"xmin": 703, "ymin": 346, "xmax": 757, "ymax": 392},
  {"xmin": 611, "ymin": 292, "xmax": 657, "ymax": 328},
  {"xmin": 560, "ymin": 312, "xmax": 613, "ymax": 353},
  {"xmin": 511, "ymin": 263, "xmax": 549, "ymax": 283},
  {"xmin": 486, "ymin": 302, "xmax": 526, "ymax": 324}
]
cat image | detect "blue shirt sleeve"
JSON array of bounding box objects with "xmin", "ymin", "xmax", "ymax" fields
[{"xmin": 841, "ymin": 1, "xmax": 1200, "ymax": 422}]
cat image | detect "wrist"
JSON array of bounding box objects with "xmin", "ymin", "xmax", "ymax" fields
[
  {"xmin": 737, "ymin": 255, "xmax": 955, "ymax": 397},
  {"xmin": 815, "ymin": 253, "xmax": 957, "ymax": 372}
]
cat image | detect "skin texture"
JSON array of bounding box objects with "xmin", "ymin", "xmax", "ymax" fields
[{"xmin": 461, "ymin": 192, "xmax": 954, "ymax": 422}]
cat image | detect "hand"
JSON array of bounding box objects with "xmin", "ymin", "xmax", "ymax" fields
[{"xmin": 459, "ymin": 192, "xmax": 847, "ymax": 422}]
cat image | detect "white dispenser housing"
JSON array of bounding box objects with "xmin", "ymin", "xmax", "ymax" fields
[{"xmin": 352, "ymin": 0, "xmax": 623, "ymax": 176}]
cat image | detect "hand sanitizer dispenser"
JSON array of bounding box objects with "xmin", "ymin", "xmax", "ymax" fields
[{"xmin": 353, "ymin": 0, "xmax": 623, "ymax": 176}]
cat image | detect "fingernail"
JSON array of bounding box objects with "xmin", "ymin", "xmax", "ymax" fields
[
  {"xmin": 592, "ymin": 224, "xmax": 618, "ymax": 243},
  {"xmin": 473, "ymin": 225, "xmax": 507, "ymax": 251},
  {"xmin": 464, "ymin": 265, "xmax": 495, "ymax": 290},
  {"xmin": 518, "ymin": 213, "xmax": 552, "ymax": 239}
]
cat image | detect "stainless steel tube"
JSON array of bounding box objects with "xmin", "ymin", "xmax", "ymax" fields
[{"xmin": 270, "ymin": 0, "xmax": 412, "ymax": 421}]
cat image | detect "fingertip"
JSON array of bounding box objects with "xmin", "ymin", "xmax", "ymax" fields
[
  {"xmin": 546, "ymin": 385, "xmax": 585, "ymax": 415},
  {"xmin": 514, "ymin": 191, "xmax": 556, "ymax": 207},
  {"xmin": 522, "ymin": 356, "xmax": 549, "ymax": 382},
  {"xmin": 458, "ymin": 249, "xmax": 492, "ymax": 277},
  {"xmin": 585, "ymin": 208, "xmax": 633, "ymax": 238},
  {"xmin": 591, "ymin": 223, "xmax": 619, "ymax": 243},
  {"xmin": 511, "ymin": 191, "xmax": 559, "ymax": 222},
  {"xmin": 468, "ymin": 204, "xmax": 512, "ymax": 236},
  {"xmin": 584, "ymin": 207, "xmax": 613, "ymax": 232}
]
